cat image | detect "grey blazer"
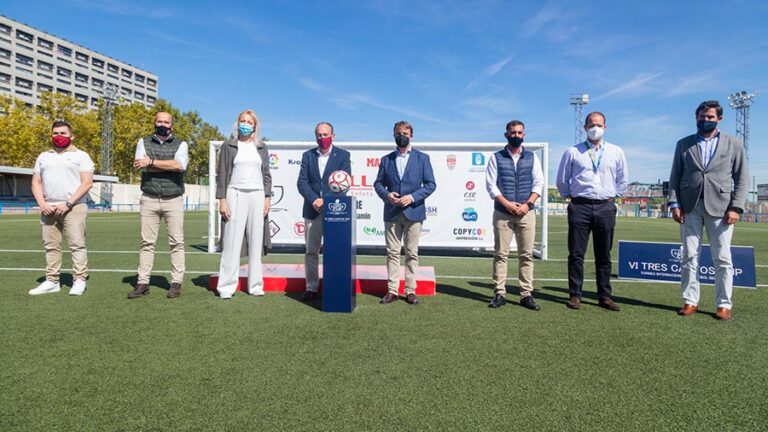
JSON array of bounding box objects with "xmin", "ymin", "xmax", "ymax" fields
[
  {"xmin": 216, "ymin": 138, "xmax": 272, "ymax": 255},
  {"xmin": 668, "ymin": 132, "xmax": 749, "ymax": 217}
]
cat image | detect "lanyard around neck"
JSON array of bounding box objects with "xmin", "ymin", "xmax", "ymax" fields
[{"xmin": 586, "ymin": 141, "xmax": 603, "ymax": 173}]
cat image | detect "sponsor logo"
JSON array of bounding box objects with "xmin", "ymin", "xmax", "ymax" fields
[
  {"xmin": 363, "ymin": 226, "xmax": 385, "ymax": 236},
  {"xmin": 288, "ymin": 159, "xmax": 301, "ymax": 165},
  {"xmin": 269, "ymin": 220, "xmax": 280, "ymax": 238},
  {"xmin": 366, "ymin": 158, "xmax": 381, "ymax": 167},
  {"xmin": 426, "ymin": 206, "xmax": 438, "ymax": 217},
  {"xmin": 294, "ymin": 221, "xmax": 305, "ymax": 236},
  {"xmin": 446, "ymin": 154, "xmax": 456, "ymax": 170},
  {"xmin": 356, "ymin": 200, "xmax": 363, "ymax": 210},
  {"xmin": 328, "ymin": 199, "xmax": 347, "ymax": 213},
  {"xmin": 463, "ymin": 192, "xmax": 477, "ymax": 201},
  {"xmin": 470, "ymin": 152, "xmax": 486, "ymax": 172},
  {"xmin": 465, "ymin": 181, "xmax": 475, "ymax": 190},
  {"xmin": 356, "ymin": 212, "xmax": 372, "ymax": 220},
  {"xmin": 269, "ymin": 153, "xmax": 279, "ymax": 169},
  {"xmin": 349, "ymin": 175, "xmax": 375, "ymax": 197},
  {"xmin": 462, "ymin": 207, "xmax": 478, "ymax": 222},
  {"xmin": 452, "ymin": 227, "xmax": 487, "ymax": 241},
  {"xmin": 269, "ymin": 186, "xmax": 287, "ymax": 213}
]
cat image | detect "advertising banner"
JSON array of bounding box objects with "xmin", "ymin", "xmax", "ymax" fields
[
  {"xmin": 263, "ymin": 141, "xmax": 547, "ymax": 249},
  {"xmin": 618, "ymin": 240, "xmax": 756, "ymax": 288}
]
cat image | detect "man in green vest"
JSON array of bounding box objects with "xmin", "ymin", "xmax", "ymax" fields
[{"xmin": 128, "ymin": 112, "xmax": 189, "ymax": 299}]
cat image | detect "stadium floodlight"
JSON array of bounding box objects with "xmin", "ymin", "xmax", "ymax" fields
[
  {"xmin": 727, "ymin": 90, "xmax": 757, "ymax": 160},
  {"xmin": 569, "ymin": 94, "xmax": 589, "ymax": 143},
  {"xmin": 99, "ymin": 84, "xmax": 119, "ymax": 209}
]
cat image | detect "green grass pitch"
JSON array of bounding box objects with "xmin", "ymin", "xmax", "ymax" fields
[{"xmin": 0, "ymin": 212, "xmax": 766, "ymax": 431}]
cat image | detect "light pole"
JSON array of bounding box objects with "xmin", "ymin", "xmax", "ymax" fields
[
  {"xmin": 727, "ymin": 90, "xmax": 757, "ymax": 160},
  {"xmin": 100, "ymin": 84, "xmax": 118, "ymax": 209},
  {"xmin": 570, "ymin": 93, "xmax": 589, "ymax": 143}
]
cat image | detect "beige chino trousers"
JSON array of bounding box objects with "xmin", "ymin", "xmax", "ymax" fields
[{"xmin": 41, "ymin": 203, "xmax": 88, "ymax": 282}]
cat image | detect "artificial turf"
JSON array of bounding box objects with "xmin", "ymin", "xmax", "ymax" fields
[{"xmin": 0, "ymin": 212, "xmax": 766, "ymax": 431}]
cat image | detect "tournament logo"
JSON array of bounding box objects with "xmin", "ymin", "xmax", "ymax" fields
[
  {"xmin": 269, "ymin": 153, "xmax": 279, "ymax": 169},
  {"xmin": 462, "ymin": 208, "xmax": 478, "ymax": 222},
  {"xmin": 446, "ymin": 154, "xmax": 456, "ymax": 171},
  {"xmin": 328, "ymin": 199, "xmax": 347, "ymax": 213},
  {"xmin": 294, "ymin": 221, "xmax": 305, "ymax": 236},
  {"xmin": 671, "ymin": 247, "xmax": 683, "ymax": 261}
]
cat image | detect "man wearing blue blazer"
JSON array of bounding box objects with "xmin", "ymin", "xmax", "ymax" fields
[
  {"xmin": 668, "ymin": 100, "xmax": 749, "ymax": 321},
  {"xmin": 374, "ymin": 121, "xmax": 437, "ymax": 305},
  {"xmin": 296, "ymin": 122, "xmax": 351, "ymax": 302}
]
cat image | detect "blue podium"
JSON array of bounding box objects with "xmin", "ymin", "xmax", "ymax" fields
[{"xmin": 322, "ymin": 195, "xmax": 357, "ymax": 313}]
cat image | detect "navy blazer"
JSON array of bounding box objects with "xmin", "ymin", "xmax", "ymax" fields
[
  {"xmin": 374, "ymin": 148, "xmax": 437, "ymax": 222},
  {"xmin": 296, "ymin": 146, "xmax": 351, "ymax": 219}
]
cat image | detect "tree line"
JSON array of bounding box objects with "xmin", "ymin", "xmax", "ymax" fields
[{"xmin": 0, "ymin": 93, "xmax": 226, "ymax": 184}]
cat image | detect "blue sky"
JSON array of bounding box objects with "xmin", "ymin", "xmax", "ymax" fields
[{"xmin": 4, "ymin": 0, "xmax": 768, "ymax": 185}]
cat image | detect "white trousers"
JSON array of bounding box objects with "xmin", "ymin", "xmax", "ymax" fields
[
  {"xmin": 680, "ymin": 200, "xmax": 734, "ymax": 309},
  {"xmin": 217, "ymin": 188, "xmax": 265, "ymax": 297}
]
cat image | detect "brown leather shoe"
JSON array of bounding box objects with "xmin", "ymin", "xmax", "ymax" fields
[
  {"xmin": 677, "ymin": 304, "xmax": 698, "ymax": 316},
  {"xmin": 715, "ymin": 307, "xmax": 732, "ymax": 321},
  {"xmin": 127, "ymin": 283, "xmax": 149, "ymax": 299},
  {"xmin": 566, "ymin": 296, "xmax": 581, "ymax": 309},
  {"xmin": 380, "ymin": 292, "xmax": 398, "ymax": 304},
  {"xmin": 598, "ymin": 299, "xmax": 621, "ymax": 312},
  {"xmin": 167, "ymin": 283, "xmax": 182, "ymax": 299},
  {"xmin": 406, "ymin": 293, "xmax": 420, "ymax": 305}
]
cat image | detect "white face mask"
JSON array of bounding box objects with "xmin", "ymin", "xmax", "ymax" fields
[{"xmin": 587, "ymin": 126, "xmax": 604, "ymax": 141}]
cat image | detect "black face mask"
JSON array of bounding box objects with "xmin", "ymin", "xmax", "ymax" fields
[
  {"xmin": 696, "ymin": 120, "xmax": 718, "ymax": 134},
  {"xmin": 506, "ymin": 136, "xmax": 524, "ymax": 148},
  {"xmin": 155, "ymin": 125, "xmax": 172, "ymax": 136},
  {"xmin": 395, "ymin": 135, "xmax": 410, "ymax": 148}
]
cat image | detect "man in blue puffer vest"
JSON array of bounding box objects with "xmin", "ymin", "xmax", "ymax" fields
[{"xmin": 485, "ymin": 120, "xmax": 544, "ymax": 310}]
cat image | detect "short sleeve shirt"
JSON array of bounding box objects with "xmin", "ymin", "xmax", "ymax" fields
[{"xmin": 33, "ymin": 147, "xmax": 95, "ymax": 203}]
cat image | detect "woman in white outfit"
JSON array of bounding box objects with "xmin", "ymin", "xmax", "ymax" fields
[{"xmin": 215, "ymin": 110, "xmax": 272, "ymax": 299}]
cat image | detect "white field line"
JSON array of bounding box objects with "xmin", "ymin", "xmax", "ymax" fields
[
  {"xmin": 0, "ymin": 249, "xmax": 765, "ymax": 268},
  {"xmin": 0, "ymin": 267, "xmax": 764, "ymax": 288}
]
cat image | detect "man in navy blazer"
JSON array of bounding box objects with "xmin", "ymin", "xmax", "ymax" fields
[
  {"xmin": 374, "ymin": 121, "xmax": 436, "ymax": 305},
  {"xmin": 668, "ymin": 100, "xmax": 749, "ymax": 321},
  {"xmin": 296, "ymin": 122, "xmax": 351, "ymax": 302}
]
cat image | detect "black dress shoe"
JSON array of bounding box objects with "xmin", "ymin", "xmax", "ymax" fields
[
  {"xmin": 127, "ymin": 283, "xmax": 149, "ymax": 299},
  {"xmin": 488, "ymin": 294, "xmax": 507, "ymax": 308},
  {"xmin": 598, "ymin": 298, "xmax": 621, "ymax": 311},
  {"xmin": 380, "ymin": 292, "xmax": 398, "ymax": 304},
  {"xmin": 300, "ymin": 291, "xmax": 318, "ymax": 302},
  {"xmin": 406, "ymin": 293, "xmax": 420, "ymax": 305},
  {"xmin": 520, "ymin": 295, "xmax": 541, "ymax": 311}
]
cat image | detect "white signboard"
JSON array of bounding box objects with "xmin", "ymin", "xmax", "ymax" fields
[{"xmin": 210, "ymin": 141, "xmax": 549, "ymax": 256}]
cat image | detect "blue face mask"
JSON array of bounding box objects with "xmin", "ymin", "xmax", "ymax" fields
[{"xmin": 238, "ymin": 123, "xmax": 254, "ymax": 137}]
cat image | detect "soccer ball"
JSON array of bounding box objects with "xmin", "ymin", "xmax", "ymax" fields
[{"xmin": 328, "ymin": 170, "xmax": 351, "ymax": 194}]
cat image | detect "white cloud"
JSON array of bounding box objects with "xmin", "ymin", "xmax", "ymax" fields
[{"xmin": 596, "ymin": 72, "xmax": 663, "ymax": 100}]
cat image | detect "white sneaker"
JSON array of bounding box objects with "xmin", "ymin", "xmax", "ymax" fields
[
  {"xmin": 219, "ymin": 292, "xmax": 233, "ymax": 300},
  {"xmin": 69, "ymin": 279, "xmax": 87, "ymax": 296},
  {"xmin": 29, "ymin": 280, "xmax": 61, "ymax": 295},
  {"xmin": 249, "ymin": 290, "xmax": 265, "ymax": 297}
]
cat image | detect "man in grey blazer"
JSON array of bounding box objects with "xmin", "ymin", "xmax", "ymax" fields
[{"xmin": 668, "ymin": 100, "xmax": 749, "ymax": 321}]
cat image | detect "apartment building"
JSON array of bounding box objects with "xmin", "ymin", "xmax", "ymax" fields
[{"xmin": 0, "ymin": 15, "xmax": 158, "ymax": 109}]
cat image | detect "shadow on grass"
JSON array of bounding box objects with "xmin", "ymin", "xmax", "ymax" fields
[
  {"xmin": 36, "ymin": 274, "xmax": 75, "ymax": 286},
  {"xmin": 539, "ymin": 285, "xmax": 682, "ymax": 313},
  {"xmin": 121, "ymin": 275, "xmax": 170, "ymax": 291},
  {"xmin": 284, "ymin": 291, "xmax": 322, "ymax": 311},
  {"xmin": 189, "ymin": 243, "xmax": 209, "ymax": 252},
  {"xmin": 437, "ymin": 282, "xmax": 493, "ymax": 303}
]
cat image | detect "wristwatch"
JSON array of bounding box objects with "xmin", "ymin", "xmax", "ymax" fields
[
  {"xmin": 65, "ymin": 201, "xmax": 74, "ymax": 209},
  {"xmin": 526, "ymin": 202, "xmax": 534, "ymax": 210}
]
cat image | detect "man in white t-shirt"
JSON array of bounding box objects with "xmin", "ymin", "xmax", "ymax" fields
[{"xmin": 29, "ymin": 120, "xmax": 95, "ymax": 296}]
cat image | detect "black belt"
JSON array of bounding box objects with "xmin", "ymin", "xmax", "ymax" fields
[{"xmin": 572, "ymin": 197, "xmax": 614, "ymax": 205}]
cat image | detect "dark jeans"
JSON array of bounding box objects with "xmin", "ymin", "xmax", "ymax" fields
[{"xmin": 567, "ymin": 200, "xmax": 617, "ymax": 301}]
